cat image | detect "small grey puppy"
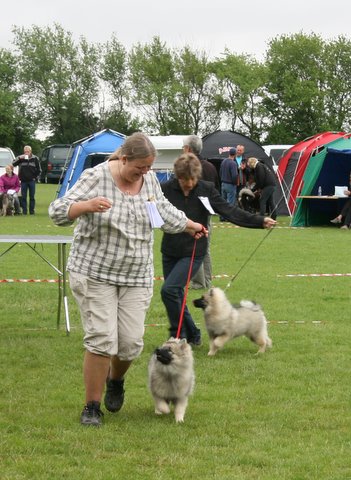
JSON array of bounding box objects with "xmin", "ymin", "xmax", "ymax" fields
[
  {"xmin": 148, "ymin": 337, "xmax": 195, "ymax": 423},
  {"xmin": 194, "ymin": 287, "xmax": 272, "ymax": 356}
]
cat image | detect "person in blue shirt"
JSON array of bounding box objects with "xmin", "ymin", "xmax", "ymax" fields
[
  {"xmin": 235, "ymin": 144, "xmax": 250, "ymax": 198},
  {"xmin": 219, "ymin": 147, "xmax": 238, "ymax": 210}
]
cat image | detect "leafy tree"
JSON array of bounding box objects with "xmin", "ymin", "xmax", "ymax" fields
[
  {"xmin": 323, "ymin": 35, "xmax": 351, "ymax": 131},
  {"xmin": 0, "ymin": 48, "xmax": 18, "ymax": 146},
  {"xmin": 0, "ymin": 48, "xmax": 37, "ymax": 152},
  {"xmin": 99, "ymin": 35, "xmax": 142, "ymax": 135},
  {"xmin": 264, "ymin": 32, "xmax": 326, "ymax": 144},
  {"xmin": 172, "ymin": 46, "xmax": 219, "ymax": 135},
  {"xmin": 12, "ymin": 23, "xmax": 100, "ymax": 144},
  {"xmin": 210, "ymin": 51, "xmax": 268, "ymax": 142},
  {"xmin": 129, "ymin": 36, "xmax": 177, "ymax": 134}
]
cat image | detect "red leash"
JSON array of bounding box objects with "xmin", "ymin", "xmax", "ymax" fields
[{"xmin": 176, "ymin": 239, "xmax": 197, "ymax": 339}]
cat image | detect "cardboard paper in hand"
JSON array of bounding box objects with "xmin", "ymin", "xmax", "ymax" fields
[{"xmin": 334, "ymin": 186, "xmax": 348, "ymax": 197}]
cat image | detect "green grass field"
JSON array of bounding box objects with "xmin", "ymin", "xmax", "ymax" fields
[{"xmin": 0, "ymin": 184, "xmax": 350, "ymax": 479}]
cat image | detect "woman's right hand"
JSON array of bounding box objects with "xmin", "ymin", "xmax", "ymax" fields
[
  {"xmin": 263, "ymin": 217, "xmax": 277, "ymax": 229},
  {"xmin": 87, "ymin": 197, "xmax": 112, "ymax": 213},
  {"xmin": 68, "ymin": 196, "xmax": 112, "ymax": 220}
]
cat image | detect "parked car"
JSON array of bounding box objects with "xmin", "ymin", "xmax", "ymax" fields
[
  {"xmin": 0, "ymin": 147, "xmax": 17, "ymax": 176},
  {"xmin": 40, "ymin": 144, "xmax": 72, "ymax": 183}
]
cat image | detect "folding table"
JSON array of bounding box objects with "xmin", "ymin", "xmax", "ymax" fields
[{"xmin": 0, "ymin": 235, "xmax": 73, "ymax": 334}]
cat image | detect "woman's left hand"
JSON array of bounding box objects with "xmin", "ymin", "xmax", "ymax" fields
[
  {"xmin": 185, "ymin": 221, "xmax": 208, "ymax": 238},
  {"xmin": 192, "ymin": 223, "xmax": 208, "ymax": 239}
]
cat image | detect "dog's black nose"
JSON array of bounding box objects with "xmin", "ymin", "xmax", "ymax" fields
[
  {"xmin": 193, "ymin": 297, "xmax": 206, "ymax": 309},
  {"xmin": 155, "ymin": 347, "xmax": 172, "ymax": 365}
]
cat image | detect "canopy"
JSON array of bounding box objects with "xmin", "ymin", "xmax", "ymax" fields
[
  {"xmin": 58, "ymin": 129, "xmax": 125, "ymax": 197},
  {"xmin": 201, "ymin": 130, "xmax": 289, "ymax": 214},
  {"xmin": 292, "ymin": 135, "xmax": 351, "ymax": 226},
  {"xmin": 202, "ymin": 130, "xmax": 270, "ymax": 164},
  {"xmin": 277, "ymin": 132, "xmax": 345, "ymax": 215}
]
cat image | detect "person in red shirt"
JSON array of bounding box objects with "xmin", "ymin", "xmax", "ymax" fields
[{"xmin": 0, "ymin": 164, "xmax": 21, "ymax": 214}]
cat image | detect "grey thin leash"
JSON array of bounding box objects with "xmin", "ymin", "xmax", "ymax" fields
[{"xmin": 224, "ymin": 227, "xmax": 274, "ymax": 292}]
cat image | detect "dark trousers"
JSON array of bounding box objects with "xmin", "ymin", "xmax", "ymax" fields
[
  {"xmin": 259, "ymin": 185, "xmax": 277, "ymax": 220},
  {"xmin": 21, "ymin": 180, "xmax": 36, "ymax": 214},
  {"xmin": 341, "ymin": 198, "xmax": 351, "ymax": 226},
  {"xmin": 161, "ymin": 254, "xmax": 204, "ymax": 340}
]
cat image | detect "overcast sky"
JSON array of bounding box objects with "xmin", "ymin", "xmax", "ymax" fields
[{"xmin": 2, "ymin": 0, "xmax": 351, "ymax": 59}]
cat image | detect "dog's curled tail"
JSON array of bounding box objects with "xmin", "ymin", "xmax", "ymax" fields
[{"xmin": 239, "ymin": 300, "xmax": 261, "ymax": 311}]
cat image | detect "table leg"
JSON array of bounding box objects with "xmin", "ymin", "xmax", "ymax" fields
[
  {"xmin": 57, "ymin": 244, "xmax": 62, "ymax": 329},
  {"xmin": 61, "ymin": 243, "xmax": 70, "ymax": 334}
]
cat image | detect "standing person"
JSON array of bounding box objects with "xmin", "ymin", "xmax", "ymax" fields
[
  {"xmin": 182, "ymin": 134, "xmax": 219, "ymax": 289},
  {"xmin": 161, "ymin": 153, "xmax": 276, "ymax": 346},
  {"xmin": 0, "ymin": 165, "xmax": 21, "ymax": 214},
  {"xmin": 13, "ymin": 145, "xmax": 41, "ymax": 215},
  {"xmin": 247, "ymin": 157, "xmax": 277, "ymax": 220},
  {"xmin": 219, "ymin": 147, "xmax": 238, "ymax": 209},
  {"xmin": 48, "ymin": 132, "xmax": 206, "ymax": 427},
  {"xmin": 235, "ymin": 144, "xmax": 249, "ymax": 198},
  {"xmin": 182, "ymin": 135, "xmax": 220, "ymax": 191}
]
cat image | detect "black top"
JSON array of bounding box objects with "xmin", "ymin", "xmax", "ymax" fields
[
  {"xmin": 252, "ymin": 162, "xmax": 276, "ymax": 189},
  {"xmin": 199, "ymin": 157, "xmax": 220, "ymax": 192},
  {"xmin": 13, "ymin": 155, "xmax": 41, "ymax": 182},
  {"xmin": 161, "ymin": 178, "xmax": 265, "ymax": 257}
]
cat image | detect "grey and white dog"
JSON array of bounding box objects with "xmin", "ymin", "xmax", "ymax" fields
[
  {"xmin": 193, "ymin": 287, "xmax": 272, "ymax": 356},
  {"xmin": 1, "ymin": 193, "xmax": 15, "ymax": 216},
  {"xmin": 148, "ymin": 337, "xmax": 195, "ymax": 423}
]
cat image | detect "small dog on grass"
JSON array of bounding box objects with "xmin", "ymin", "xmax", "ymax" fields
[
  {"xmin": 148, "ymin": 337, "xmax": 195, "ymax": 423},
  {"xmin": 193, "ymin": 287, "xmax": 272, "ymax": 356},
  {"xmin": 1, "ymin": 193, "xmax": 15, "ymax": 216},
  {"xmin": 238, "ymin": 187, "xmax": 260, "ymax": 214}
]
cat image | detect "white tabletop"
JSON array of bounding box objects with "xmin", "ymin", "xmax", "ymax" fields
[{"xmin": 0, "ymin": 235, "xmax": 73, "ymax": 244}]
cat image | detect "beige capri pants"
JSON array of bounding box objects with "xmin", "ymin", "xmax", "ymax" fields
[{"xmin": 69, "ymin": 272, "xmax": 153, "ymax": 360}]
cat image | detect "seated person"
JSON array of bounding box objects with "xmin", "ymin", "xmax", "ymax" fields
[
  {"xmin": 0, "ymin": 164, "xmax": 21, "ymax": 214},
  {"xmin": 330, "ymin": 189, "xmax": 351, "ymax": 229}
]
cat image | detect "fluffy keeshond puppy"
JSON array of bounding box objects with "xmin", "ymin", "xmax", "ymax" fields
[
  {"xmin": 193, "ymin": 287, "xmax": 272, "ymax": 356},
  {"xmin": 148, "ymin": 337, "xmax": 195, "ymax": 423}
]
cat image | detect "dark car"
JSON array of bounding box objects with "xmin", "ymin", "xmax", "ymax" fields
[{"xmin": 40, "ymin": 144, "xmax": 72, "ymax": 183}]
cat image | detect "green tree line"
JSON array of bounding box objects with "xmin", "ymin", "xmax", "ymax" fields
[{"xmin": 1, "ymin": 24, "xmax": 351, "ymax": 154}]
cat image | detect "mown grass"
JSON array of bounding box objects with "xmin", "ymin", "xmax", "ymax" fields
[{"xmin": 0, "ymin": 184, "xmax": 350, "ymax": 479}]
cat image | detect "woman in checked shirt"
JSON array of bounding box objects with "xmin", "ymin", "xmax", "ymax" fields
[{"xmin": 49, "ymin": 132, "xmax": 207, "ymax": 426}]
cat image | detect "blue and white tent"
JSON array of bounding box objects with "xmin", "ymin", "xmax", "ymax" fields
[{"xmin": 58, "ymin": 129, "xmax": 125, "ymax": 197}]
